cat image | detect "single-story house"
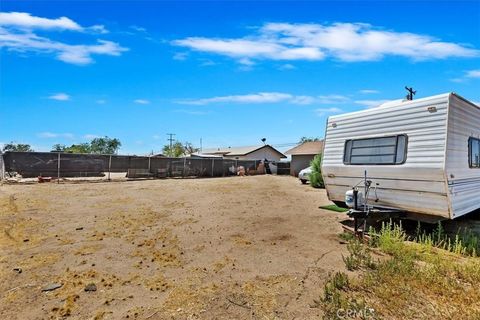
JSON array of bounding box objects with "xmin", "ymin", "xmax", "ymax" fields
[
  {"xmin": 285, "ymin": 140, "xmax": 324, "ymax": 176},
  {"xmin": 197, "ymin": 145, "xmax": 287, "ymax": 162},
  {"xmin": 188, "ymin": 153, "xmax": 223, "ymax": 159}
]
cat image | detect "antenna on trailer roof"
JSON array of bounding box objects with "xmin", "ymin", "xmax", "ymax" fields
[{"xmin": 405, "ymin": 86, "xmax": 416, "ymax": 101}]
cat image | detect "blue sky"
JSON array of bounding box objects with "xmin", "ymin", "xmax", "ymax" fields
[{"xmin": 1, "ymin": 1, "xmax": 479, "ymax": 154}]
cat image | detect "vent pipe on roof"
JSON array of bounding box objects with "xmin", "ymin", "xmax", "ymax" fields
[{"xmin": 405, "ymin": 86, "xmax": 416, "ymax": 101}]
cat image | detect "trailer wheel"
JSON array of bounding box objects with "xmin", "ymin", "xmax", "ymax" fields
[{"xmin": 301, "ymin": 179, "xmax": 307, "ymax": 184}]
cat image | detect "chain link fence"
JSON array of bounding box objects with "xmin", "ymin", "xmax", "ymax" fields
[{"xmin": 1, "ymin": 152, "xmax": 270, "ymax": 180}]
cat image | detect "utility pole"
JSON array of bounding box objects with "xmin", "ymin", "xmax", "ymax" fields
[{"xmin": 167, "ymin": 133, "xmax": 176, "ymax": 150}]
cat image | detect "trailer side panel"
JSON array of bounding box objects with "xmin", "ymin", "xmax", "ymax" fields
[
  {"xmin": 322, "ymin": 93, "xmax": 450, "ymax": 219},
  {"xmin": 445, "ymin": 94, "xmax": 480, "ymax": 218}
]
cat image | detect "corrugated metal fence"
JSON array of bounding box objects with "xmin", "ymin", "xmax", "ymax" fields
[{"xmin": 1, "ymin": 152, "xmax": 262, "ymax": 179}]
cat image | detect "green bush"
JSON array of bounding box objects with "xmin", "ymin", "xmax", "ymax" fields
[
  {"xmin": 342, "ymin": 239, "xmax": 376, "ymax": 271},
  {"xmin": 309, "ymin": 154, "xmax": 324, "ymax": 188}
]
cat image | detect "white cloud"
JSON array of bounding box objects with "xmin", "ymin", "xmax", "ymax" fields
[
  {"xmin": 466, "ymin": 69, "xmax": 480, "ymax": 78},
  {"xmin": 316, "ymin": 94, "xmax": 350, "ymax": 104},
  {"xmin": 152, "ymin": 135, "xmax": 161, "ymax": 140},
  {"xmin": 315, "ymin": 107, "xmax": 343, "ymax": 116},
  {"xmin": 96, "ymin": 99, "xmax": 106, "ymax": 104},
  {"xmin": 134, "ymin": 99, "xmax": 150, "ymax": 104},
  {"xmin": 176, "ymin": 92, "xmax": 294, "ymax": 105},
  {"xmin": 278, "ymin": 63, "xmax": 296, "ymax": 70},
  {"xmin": 359, "ymin": 89, "xmax": 379, "ymax": 94},
  {"xmin": 173, "ymin": 37, "xmax": 324, "ymax": 63},
  {"xmin": 48, "ymin": 93, "xmax": 70, "ymax": 101},
  {"xmin": 289, "ymin": 95, "xmax": 316, "ymax": 105},
  {"xmin": 0, "ymin": 12, "xmax": 107, "ymax": 33},
  {"xmin": 450, "ymin": 77, "xmax": 464, "ymax": 83},
  {"xmin": 84, "ymin": 134, "xmax": 100, "ymax": 139},
  {"xmin": 173, "ymin": 22, "xmax": 479, "ymax": 65},
  {"xmin": 0, "ymin": 12, "xmax": 82, "ymax": 31},
  {"xmin": 174, "ymin": 109, "xmax": 209, "ymax": 115},
  {"xmin": 450, "ymin": 69, "xmax": 480, "ymax": 82},
  {"xmin": 0, "ymin": 12, "xmax": 127, "ymax": 65},
  {"xmin": 355, "ymin": 99, "xmax": 391, "ymax": 108},
  {"xmin": 199, "ymin": 59, "xmax": 216, "ymax": 66},
  {"xmin": 173, "ymin": 52, "xmax": 188, "ymax": 60},
  {"xmin": 88, "ymin": 25, "xmax": 109, "ymax": 34},
  {"xmin": 38, "ymin": 132, "xmax": 74, "ymax": 139},
  {"xmin": 175, "ymin": 92, "xmax": 350, "ymax": 106},
  {"xmin": 129, "ymin": 25, "xmax": 146, "ymax": 32}
]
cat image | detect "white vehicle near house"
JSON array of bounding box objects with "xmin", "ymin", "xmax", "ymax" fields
[
  {"xmin": 322, "ymin": 92, "xmax": 480, "ymax": 222},
  {"xmin": 298, "ymin": 166, "xmax": 312, "ymax": 184}
]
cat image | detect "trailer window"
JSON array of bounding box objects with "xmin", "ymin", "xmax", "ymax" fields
[
  {"xmin": 343, "ymin": 135, "xmax": 408, "ymax": 165},
  {"xmin": 469, "ymin": 137, "xmax": 480, "ymax": 168}
]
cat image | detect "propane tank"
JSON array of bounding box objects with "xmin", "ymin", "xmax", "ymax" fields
[{"xmin": 345, "ymin": 189, "xmax": 363, "ymax": 209}]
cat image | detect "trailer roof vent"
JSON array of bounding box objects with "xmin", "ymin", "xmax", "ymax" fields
[{"xmin": 405, "ymin": 86, "xmax": 416, "ymax": 101}]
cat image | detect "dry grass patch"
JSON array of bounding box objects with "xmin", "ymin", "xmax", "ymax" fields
[
  {"xmin": 132, "ymin": 228, "xmax": 183, "ymax": 268},
  {"xmin": 230, "ymin": 234, "xmax": 253, "ymax": 246},
  {"xmin": 320, "ymin": 223, "xmax": 480, "ymax": 319}
]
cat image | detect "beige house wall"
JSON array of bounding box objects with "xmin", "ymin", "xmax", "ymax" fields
[
  {"xmin": 224, "ymin": 147, "xmax": 284, "ymax": 162},
  {"xmin": 290, "ymin": 154, "xmax": 315, "ymax": 176}
]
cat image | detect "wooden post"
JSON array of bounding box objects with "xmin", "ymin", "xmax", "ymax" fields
[
  {"xmin": 148, "ymin": 156, "xmax": 151, "ymax": 173},
  {"xmin": 108, "ymin": 155, "xmax": 112, "ymax": 181},
  {"xmin": 57, "ymin": 152, "xmax": 61, "ymax": 184}
]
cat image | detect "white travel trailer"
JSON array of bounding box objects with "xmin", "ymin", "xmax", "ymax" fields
[{"xmin": 322, "ymin": 92, "xmax": 480, "ymax": 222}]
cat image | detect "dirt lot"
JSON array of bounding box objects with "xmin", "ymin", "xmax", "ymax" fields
[{"xmin": 0, "ymin": 175, "xmax": 349, "ymax": 319}]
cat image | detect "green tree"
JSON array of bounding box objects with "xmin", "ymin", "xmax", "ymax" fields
[
  {"xmin": 66, "ymin": 143, "xmax": 92, "ymax": 154},
  {"xmin": 51, "ymin": 137, "xmax": 121, "ymax": 154},
  {"xmin": 2, "ymin": 142, "xmax": 34, "ymax": 152},
  {"xmin": 89, "ymin": 136, "xmax": 121, "ymax": 154},
  {"xmin": 162, "ymin": 141, "xmax": 185, "ymax": 157},
  {"xmin": 52, "ymin": 144, "xmax": 66, "ymax": 152},
  {"xmin": 309, "ymin": 154, "xmax": 324, "ymax": 188},
  {"xmin": 299, "ymin": 137, "xmax": 320, "ymax": 143}
]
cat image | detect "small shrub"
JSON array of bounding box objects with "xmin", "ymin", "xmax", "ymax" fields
[
  {"xmin": 374, "ymin": 221, "xmax": 409, "ymax": 258},
  {"xmin": 326, "ymin": 221, "xmax": 480, "ymax": 318},
  {"xmin": 342, "ymin": 239, "xmax": 376, "ymax": 271},
  {"xmin": 321, "ymin": 272, "xmax": 350, "ymax": 318},
  {"xmin": 414, "ymin": 222, "xmax": 479, "ymax": 257},
  {"xmin": 339, "ymin": 231, "xmax": 355, "ymax": 243},
  {"xmin": 309, "ymin": 154, "xmax": 324, "ymax": 188},
  {"xmin": 321, "ymin": 272, "xmax": 373, "ymax": 319}
]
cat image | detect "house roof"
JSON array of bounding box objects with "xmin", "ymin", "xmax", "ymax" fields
[
  {"xmin": 189, "ymin": 153, "xmax": 223, "ymax": 159},
  {"xmin": 201, "ymin": 145, "xmax": 286, "ymax": 158},
  {"xmin": 285, "ymin": 141, "xmax": 324, "ymax": 155}
]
